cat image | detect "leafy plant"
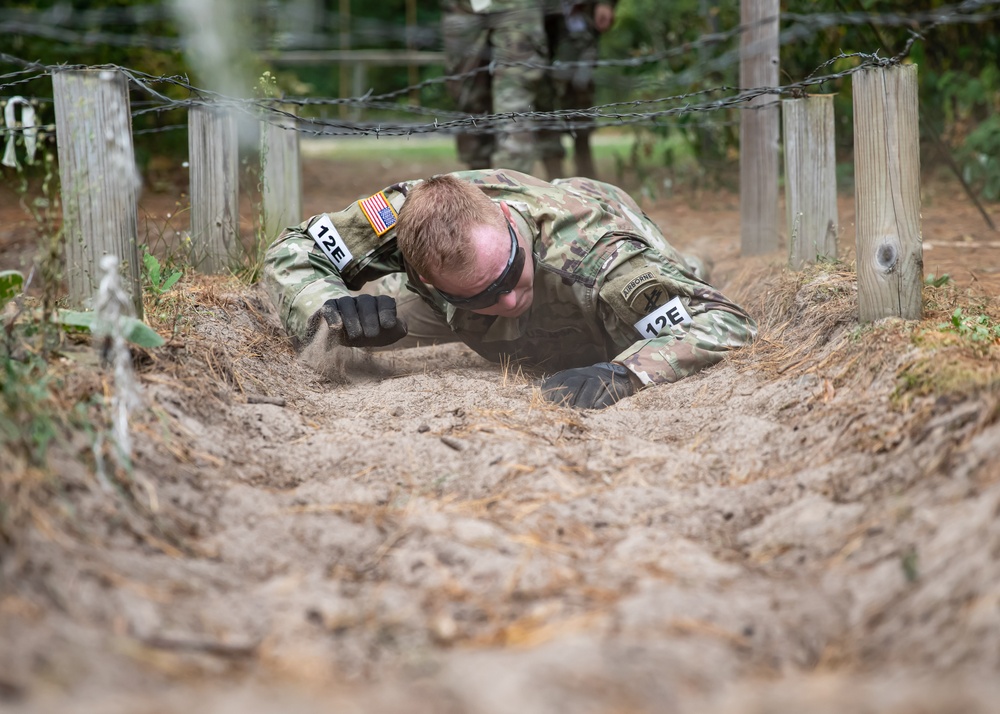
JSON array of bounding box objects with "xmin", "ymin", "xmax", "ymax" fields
[
  {"xmin": 938, "ymin": 307, "xmax": 1000, "ymax": 344},
  {"xmin": 0, "ymin": 270, "xmax": 24, "ymax": 310},
  {"xmin": 959, "ymin": 113, "xmax": 1000, "ymax": 201},
  {"xmin": 142, "ymin": 247, "xmax": 182, "ymax": 298},
  {"xmin": 924, "ymin": 273, "xmax": 952, "ymax": 287},
  {"xmin": 55, "ymin": 309, "xmax": 165, "ymax": 349},
  {"xmin": 0, "ymin": 351, "xmax": 59, "ymax": 466}
]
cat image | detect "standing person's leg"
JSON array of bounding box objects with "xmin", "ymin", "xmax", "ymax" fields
[
  {"xmin": 538, "ymin": 11, "xmax": 567, "ymax": 180},
  {"xmin": 558, "ymin": 5, "xmax": 600, "ymax": 178},
  {"xmin": 442, "ymin": 8, "xmax": 494, "ymax": 169},
  {"xmin": 489, "ymin": 2, "xmax": 548, "ymax": 175}
]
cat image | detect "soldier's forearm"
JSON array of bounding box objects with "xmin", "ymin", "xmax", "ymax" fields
[
  {"xmin": 613, "ymin": 309, "xmax": 757, "ymax": 387},
  {"xmin": 263, "ymin": 227, "xmax": 353, "ymax": 344}
]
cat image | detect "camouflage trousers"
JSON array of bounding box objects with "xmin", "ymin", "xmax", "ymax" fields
[
  {"xmin": 442, "ymin": 5, "xmax": 548, "ymax": 174},
  {"xmin": 538, "ymin": 6, "xmax": 601, "ymax": 178}
]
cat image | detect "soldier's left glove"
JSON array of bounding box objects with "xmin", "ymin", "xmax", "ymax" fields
[{"xmin": 540, "ymin": 362, "xmax": 636, "ymax": 410}]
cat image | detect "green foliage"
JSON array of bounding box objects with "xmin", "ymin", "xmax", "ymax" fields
[
  {"xmin": 142, "ymin": 248, "xmax": 182, "ymax": 298},
  {"xmin": 55, "ymin": 309, "xmax": 166, "ymax": 349},
  {"xmin": 959, "ymin": 113, "xmax": 1000, "ymax": 201},
  {"xmin": 922, "ymin": 55, "xmax": 1000, "ymax": 198},
  {"xmin": 602, "ymin": 0, "xmax": 1000, "ymax": 196},
  {"xmin": 924, "ymin": 273, "xmax": 951, "ymax": 287},
  {"xmin": 6, "ymin": 0, "xmax": 1000, "ymax": 193},
  {"xmin": 938, "ymin": 307, "xmax": 1000, "ymax": 344},
  {"xmin": 0, "ymin": 351, "xmax": 60, "ymax": 466},
  {"xmin": 6, "ymin": 0, "xmax": 191, "ymax": 165},
  {"xmin": 0, "ymin": 271, "xmax": 25, "ymax": 311}
]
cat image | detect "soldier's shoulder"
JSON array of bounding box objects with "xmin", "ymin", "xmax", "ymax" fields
[{"xmin": 450, "ymin": 168, "xmax": 550, "ymax": 188}]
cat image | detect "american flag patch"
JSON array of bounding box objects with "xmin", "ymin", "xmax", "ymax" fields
[{"xmin": 358, "ymin": 191, "xmax": 398, "ymax": 236}]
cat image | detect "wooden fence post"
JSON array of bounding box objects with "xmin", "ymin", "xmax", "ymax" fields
[
  {"xmin": 52, "ymin": 69, "xmax": 143, "ymax": 316},
  {"xmin": 261, "ymin": 115, "xmax": 302, "ymax": 240},
  {"xmin": 782, "ymin": 94, "xmax": 838, "ymax": 269},
  {"xmin": 189, "ymin": 105, "xmax": 240, "ymax": 273},
  {"xmin": 739, "ymin": 0, "xmax": 780, "ymax": 256},
  {"xmin": 853, "ymin": 64, "xmax": 922, "ymax": 322}
]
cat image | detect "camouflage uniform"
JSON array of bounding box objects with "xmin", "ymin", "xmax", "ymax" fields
[
  {"xmin": 263, "ymin": 169, "xmax": 756, "ymax": 388},
  {"xmin": 440, "ymin": 0, "xmax": 548, "ymax": 173},
  {"xmin": 538, "ymin": 0, "xmax": 616, "ymax": 178}
]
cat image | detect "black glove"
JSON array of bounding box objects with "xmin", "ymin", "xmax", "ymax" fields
[
  {"xmin": 320, "ymin": 295, "xmax": 408, "ymax": 348},
  {"xmin": 540, "ymin": 362, "xmax": 637, "ymax": 410}
]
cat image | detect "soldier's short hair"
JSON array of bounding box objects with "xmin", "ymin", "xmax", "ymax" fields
[{"xmin": 396, "ymin": 174, "xmax": 506, "ymax": 282}]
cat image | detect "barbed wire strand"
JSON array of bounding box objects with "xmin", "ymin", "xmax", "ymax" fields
[
  {"xmin": 0, "ymin": 48, "xmax": 925, "ymax": 141},
  {"xmin": 0, "ymin": 2, "xmax": 995, "ymax": 141},
  {"xmin": 2, "ymin": 1, "xmax": 998, "ymax": 54}
]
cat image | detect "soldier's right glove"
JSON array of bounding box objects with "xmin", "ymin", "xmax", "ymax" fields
[
  {"xmin": 320, "ymin": 295, "xmax": 408, "ymax": 348},
  {"xmin": 540, "ymin": 362, "xmax": 636, "ymax": 410}
]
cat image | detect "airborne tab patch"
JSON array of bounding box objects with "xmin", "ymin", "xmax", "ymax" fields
[
  {"xmin": 358, "ymin": 191, "xmax": 398, "ymax": 237},
  {"xmin": 620, "ymin": 271, "xmax": 656, "ymax": 304}
]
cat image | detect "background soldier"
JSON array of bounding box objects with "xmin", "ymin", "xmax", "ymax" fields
[
  {"xmin": 440, "ymin": 0, "xmax": 549, "ymax": 174},
  {"xmin": 539, "ymin": 0, "xmax": 617, "ymax": 179},
  {"xmin": 264, "ymin": 169, "xmax": 756, "ymax": 409}
]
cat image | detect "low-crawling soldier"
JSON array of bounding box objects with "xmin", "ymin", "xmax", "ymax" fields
[{"xmin": 263, "ymin": 169, "xmax": 756, "ymax": 409}]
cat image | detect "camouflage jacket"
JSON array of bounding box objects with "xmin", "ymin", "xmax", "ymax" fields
[{"xmin": 263, "ymin": 169, "xmax": 756, "ymax": 387}]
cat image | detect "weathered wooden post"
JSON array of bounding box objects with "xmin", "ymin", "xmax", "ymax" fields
[
  {"xmin": 782, "ymin": 94, "xmax": 838, "ymax": 268},
  {"xmin": 739, "ymin": 0, "xmax": 780, "ymax": 256},
  {"xmin": 853, "ymin": 63, "xmax": 922, "ymax": 322},
  {"xmin": 188, "ymin": 105, "xmax": 240, "ymax": 273},
  {"xmin": 261, "ymin": 114, "xmax": 302, "ymax": 240},
  {"xmin": 52, "ymin": 69, "xmax": 143, "ymax": 316}
]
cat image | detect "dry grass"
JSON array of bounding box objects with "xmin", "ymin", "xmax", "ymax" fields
[
  {"xmin": 4, "ymin": 263, "xmax": 1000, "ymax": 632},
  {"xmin": 728, "ymin": 261, "xmax": 861, "ymax": 379},
  {"xmin": 727, "ymin": 260, "xmax": 1000, "ymax": 408}
]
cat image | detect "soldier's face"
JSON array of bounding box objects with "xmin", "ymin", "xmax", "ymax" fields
[{"xmin": 430, "ymin": 219, "xmax": 534, "ymax": 318}]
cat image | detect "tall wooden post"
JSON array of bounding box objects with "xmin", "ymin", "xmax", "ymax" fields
[
  {"xmin": 739, "ymin": 0, "xmax": 780, "ymax": 256},
  {"xmin": 52, "ymin": 69, "xmax": 143, "ymax": 316},
  {"xmin": 783, "ymin": 94, "xmax": 838, "ymax": 269},
  {"xmin": 189, "ymin": 105, "xmax": 240, "ymax": 274},
  {"xmin": 261, "ymin": 115, "xmax": 302, "ymax": 240},
  {"xmin": 853, "ymin": 64, "xmax": 922, "ymax": 322}
]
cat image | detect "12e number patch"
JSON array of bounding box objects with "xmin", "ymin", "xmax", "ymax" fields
[
  {"xmin": 634, "ymin": 295, "xmax": 692, "ymax": 338},
  {"xmin": 307, "ymin": 214, "xmax": 354, "ymax": 271}
]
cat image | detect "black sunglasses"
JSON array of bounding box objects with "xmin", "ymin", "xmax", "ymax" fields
[{"xmin": 436, "ymin": 221, "xmax": 526, "ymax": 310}]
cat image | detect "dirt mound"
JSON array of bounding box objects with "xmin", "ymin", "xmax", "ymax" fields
[{"xmin": 3, "ymin": 243, "xmax": 1000, "ymax": 712}]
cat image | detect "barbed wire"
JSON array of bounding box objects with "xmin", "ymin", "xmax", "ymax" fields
[
  {"xmin": 4, "ymin": 0, "xmax": 982, "ymax": 115},
  {"xmin": 121, "ymin": 49, "xmax": 894, "ymax": 140},
  {"xmin": 0, "ymin": 45, "xmax": 932, "ymax": 142},
  {"xmin": 3, "ymin": 1, "xmax": 999, "ymax": 55},
  {"xmin": 2, "ymin": 1, "xmax": 996, "ymax": 93},
  {"xmin": 3, "ymin": 1, "xmax": 998, "ymax": 81},
  {"xmin": 1, "ymin": 1, "xmax": 995, "ymax": 143},
  {"xmin": 0, "ymin": 5, "xmax": 437, "ymax": 50}
]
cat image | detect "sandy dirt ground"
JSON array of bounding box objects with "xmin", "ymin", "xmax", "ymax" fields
[{"xmin": 2, "ymin": 146, "xmax": 1000, "ymax": 713}]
